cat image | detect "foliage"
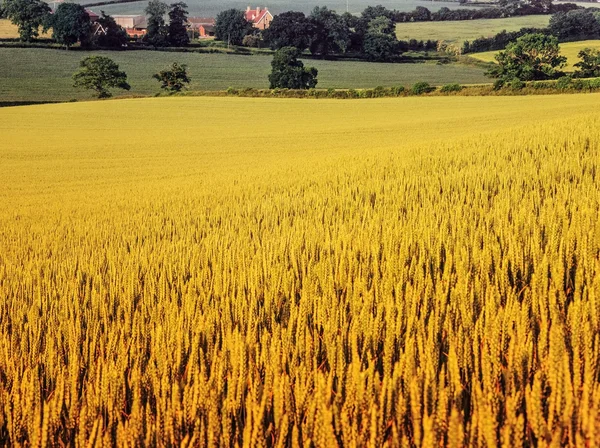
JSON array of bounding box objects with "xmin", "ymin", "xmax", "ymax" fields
[
  {"xmin": 94, "ymin": 11, "xmax": 128, "ymax": 48},
  {"xmin": 308, "ymin": 6, "xmax": 351, "ymax": 55},
  {"xmin": 153, "ymin": 62, "xmax": 190, "ymax": 92},
  {"xmin": 167, "ymin": 2, "xmax": 189, "ymax": 47},
  {"xmin": 144, "ymin": 0, "xmax": 168, "ymax": 47},
  {"xmin": 574, "ymin": 47, "xmax": 600, "ymax": 77},
  {"xmin": 51, "ymin": 3, "xmax": 91, "ymax": 48},
  {"xmin": 72, "ymin": 55, "xmax": 130, "ymax": 98},
  {"xmin": 242, "ymin": 33, "xmax": 263, "ymax": 48},
  {"xmin": 411, "ymin": 81, "xmax": 434, "ymax": 94},
  {"xmin": 2, "ymin": 0, "xmax": 50, "ymax": 42},
  {"xmin": 488, "ymin": 33, "xmax": 566, "ymax": 81},
  {"xmin": 268, "ymin": 46, "xmax": 317, "ymax": 89},
  {"xmin": 215, "ymin": 8, "xmax": 252, "ymax": 46},
  {"xmin": 263, "ymin": 11, "xmax": 313, "ymax": 51},
  {"xmin": 548, "ymin": 9, "xmax": 600, "ymax": 40},
  {"xmin": 362, "ymin": 32, "xmax": 397, "ymax": 62},
  {"xmin": 440, "ymin": 82, "xmax": 463, "ymax": 92},
  {"xmin": 2, "ymin": 95, "xmax": 600, "ymax": 446}
]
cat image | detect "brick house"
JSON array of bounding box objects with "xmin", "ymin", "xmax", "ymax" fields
[
  {"xmin": 188, "ymin": 17, "xmax": 216, "ymax": 38},
  {"xmin": 245, "ymin": 6, "xmax": 273, "ymax": 30},
  {"xmin": 112, "ymin": 15, "xmax": 147, "ymax": 38}
]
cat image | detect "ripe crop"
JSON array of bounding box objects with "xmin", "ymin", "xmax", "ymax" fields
[{"xmin": 0, "ymin": 95, "xmax": 599, "ymax": 446}]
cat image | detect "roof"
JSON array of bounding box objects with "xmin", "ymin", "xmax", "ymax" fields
[
  {"xmin": 86, "ymin": 9, "xmax": 100, "ymax": 21},
  {"xmin": 245, "ymin": 7, "xmax": 271, "ymax": 24},
  {"xmin": 188, "ymin": 17, "xmax": 215, "ymax": 25}
]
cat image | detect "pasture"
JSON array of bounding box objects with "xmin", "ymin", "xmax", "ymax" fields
[
  {"xmin": 1, "ymin": 93, "xmax": 599, "ymax": 445},
  {"xmin": 0, "ymin": 48, "xmax": 489, "ymax": 102},
  {"xmin": 470, "ymin": 39, "xmax": 600, "ymax": 70},
  {"xmin": 396, "ymin": 15, "xmax": 551, "ymax": 44}
]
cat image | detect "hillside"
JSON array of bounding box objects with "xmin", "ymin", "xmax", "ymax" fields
[{"xmin": 1, "ymin": 94, "xmax": 599, "ymax": 446}]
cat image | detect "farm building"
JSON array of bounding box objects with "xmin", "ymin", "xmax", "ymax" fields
[
  {"xmin": 245, "ymin": 6, "xmax": 273, "ymax": 30},
  {"xmin": 112, "ymin": 15, "xmax": 147, "ymax": 38},
  {"xmin": 188, "ymin": 17, "xmax": 216, "ymax": 38}
]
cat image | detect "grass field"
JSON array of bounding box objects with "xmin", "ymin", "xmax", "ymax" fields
[
  {"xmin": 77, "ymin": 0, "xmax": 483, "ymax": 16},
  {"xmin": 0, "ymin": 48, "xmax": 489, "ymax": 102},
  {"xmin": 396, "ymin": 15, "xmax": 551, "ymax": 44},
  {"xmin": 470, "ymin": 39, "xmax": 600, "ymax": 70},
  {"xmin": 1, "ymin": 94, "xmax": 600, "ymax": 446}
]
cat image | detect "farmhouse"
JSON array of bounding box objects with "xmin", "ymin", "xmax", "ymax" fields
[
  {"xmin": 112, "ymin": 15, "xmax": 147, "ymax": 38},
  {"xmin": 245, "ymin": 6, "xmax": 273, "ymax": 30},
  {"xmin": 188, "ymin": 17, "xmax": 216, "ymax": 38}
]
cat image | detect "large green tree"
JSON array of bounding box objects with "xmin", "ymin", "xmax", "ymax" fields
[
  {"xmin": 51, "ymin": 3, "xmax": 92, "ymax": 48},
  {"xmin": 263, "ymin": 11, "xmax": 314, "ymax": 51},
  {"xmin": 144, "ymin": 0, "xmax": 168, "ymax": 46},
  {"xmin": 3, "ymin": 0, "xmax": 50, "ymax": 42},
  {"xmin": 268, "ymin": 46, "xmax": 318, "ymax": 89},
  {"xmin": 73, "ymin": 56, "xmax": 130, "ymax": 98},
  {"xmin": 215, "ymin": 8, "xmax": 252, "ymax": 46},
  {"xmin": 168, "ymin": 2, "xmax": 189, "ymax": 46},
  {"xmin": 488, "ymin": 33, "xmax": 566, "ymax": 82},
  {"xmin": 308, "ymin": 6, "xmax": 351, "ymax": 55}
]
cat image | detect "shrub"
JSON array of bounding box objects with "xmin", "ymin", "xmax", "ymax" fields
[
  {"xmin": 556, "ymin": 76, "xmax": 573, "ymax": 89},
  {"xmin": 509, "ymin": 79, "xmax": 525, "ymax": 90},
  {"xmin": 411, "ymin": 81, "xmax": 434, "ymax": 95},
  {"xmin": 440, "ymin": 83, "xmax": 462, "ymax": 93},
  {"xmin": 391, "ymin": 86, "xmax": 405, "ymax": 96}
]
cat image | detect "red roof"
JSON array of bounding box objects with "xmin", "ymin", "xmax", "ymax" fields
[
  {"xmin": 188, "ymin": 17, "xmax": 215, "ymax": 25},
  {"xmin": 86, "ymin": 9, "xmax": 100, "ymax": 22},
  {"xmin": 245, "ymin": 7, "xmax": 270, "ymax": 24}
]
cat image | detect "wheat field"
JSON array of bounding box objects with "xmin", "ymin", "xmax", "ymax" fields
[{"xmin": 0, "ymin": 95, "xmax": 599, "ymax": 447}]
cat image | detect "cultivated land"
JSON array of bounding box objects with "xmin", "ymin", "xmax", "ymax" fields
[
  {"xmin": 0, "ymin": 48, "xmax": 489, "ymax": 102},
  {"xmin": 396, "ymin": 15, "xmax": 551, "ymax": 44},
  {"xmin": 470, "ymin": 39, "xmax": 600, "ymax": 70},
  {"xmin": 75, "ymin": 0, "xmax": 483, "ymax": 16},
  {"xmin": 1, "ymin": 94, "xmax": 599, "ymax": 445}
]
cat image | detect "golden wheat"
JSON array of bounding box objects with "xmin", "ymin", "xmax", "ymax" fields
[{"xmin": 0, "ymin": 95, "xmax": 599, "ymax": 446}]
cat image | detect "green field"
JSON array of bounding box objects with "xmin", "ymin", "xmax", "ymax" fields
[
  {"xmin": 470, "ymin": 40, "xmax": 600, "ymax": 70},
  {"xmin": 396, "ymin": 15, "xmax": 551, "ymax": 44},
  {"xmin": 77, "ymin": 0, "xmax": 483, "ymax": 17},
  {"xmin": 0, "ymin": 48, "xmax": 489, "ymax": 102}
]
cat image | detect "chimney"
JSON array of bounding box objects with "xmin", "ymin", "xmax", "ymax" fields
[
  {"xmin": 246, "ymin": 6, "xmax": 251, "ymax": 12},
  {"xmin": 256, "ymin": 6, "xmax": 261, "ymax": 14}
]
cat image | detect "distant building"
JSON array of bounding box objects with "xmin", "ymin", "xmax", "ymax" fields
[
  {"xmin": 188, "ymin": 17, "xmax": 216, "ymax": 38},
  {"xmin": 112, "ymin": 15, "xmax": 147, "ymax": 38},
  {"xmin": 245, "ymin": 6, "xmax": 273, "ymax": 30},
  {"xmin": 86, "ymin": 10, "xmax": 100, "ymax": 23}
]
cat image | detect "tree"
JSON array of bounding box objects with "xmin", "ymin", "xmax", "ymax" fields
[
  {"xmin": 3, "ymin": 0, "xmax": 50, "ymax": 42},
  {"xmin": 411, "ymin": 6, "xmax": 432, "ymax": 22},
  {"xmin": 263, "ymin": 11, "xmax": 313, "ymax": 51},
  {"xmin": 153, "ymin": 62, "xmax": 191, "ymax": 92},
  {"xmin": 574, "ymin": 48, "xmax": 600, "ymax": 78},
  {"xmin": 308, "ymin": 6, "xmax": 351, "ymax": 55},
  {"xmin": 51, "ymin": 3, "xmax": 92, "ymax": 48},
  {"xmin": 168, "ymin": 2, "xmax": 189, "ymax": 46},
  {"xmin": 363, "ymin": 32, "xmax": 397, "ymax": 61},
  {"xmin": 145, "ymin": 0, "xmax": 168, "ymax": 46},
  {"xmin": 215, "ymin": 9, "xmax": 253, "ymax": 46},
  {"xmin": 268, "ymin": 46, "xmax": 317, "ymax": 89},
  {"xmin": 549, "ymin": 10, "xmax": 600, "ymax": 40},
  {"xmin": 73, "ymin": 56, "xmax": 130, "ymax": 98},
  {"xmin": 487, "ymin": 33, "xmax": 566, "ymax": 82},
  {"xmin": 94, "ymin": 11, "xmax": 128, "ymax": 47}
]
